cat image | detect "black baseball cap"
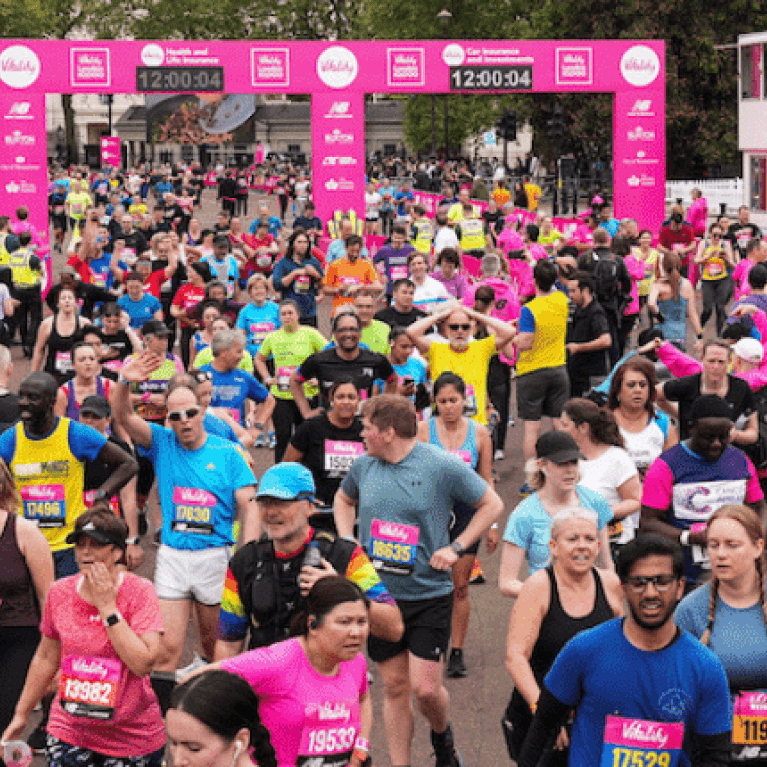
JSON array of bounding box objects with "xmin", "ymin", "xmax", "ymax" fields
[
  {"xmin": 79, "ymin": 395, "xmax": 111, "ymax": 419},
  {"xmin": 66, "ymin": 516, "xmax": 127, "ymax": 550},
  {"xmin": 535, "ymin": 431, "xmax": 582, "ymax": 463},
  {"xmin": 141, "ymin": 319, "xmax": 170, "ymax": 337}
]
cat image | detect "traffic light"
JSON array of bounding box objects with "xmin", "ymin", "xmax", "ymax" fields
[{"xmin": 496, "ymin": 109, "xmax": 517, "ymax": 142}]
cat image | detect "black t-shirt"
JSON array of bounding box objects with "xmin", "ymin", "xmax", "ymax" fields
[
  {"xmin": 374, "ymin": 305, "xmax": 427, "ymax": 329},
  {"xmin": 100, "ymin": 329, "xmax": 133, "ymax": 364},
  {"xmin": 297, "ymin": 347, "xmax": 395, "ymax": 409},
  {"xmin": 0, "ymin": 391, "xmax": 20, "ymax": 434},
  {"xmin": 664, "ymin": 373, "xmax": 755, "ymax": 440},
  {"xmin": 566, "ymin": 299, "xmax": 611, "ymax": 379},
  {"xmin": 115, "ymin": 229, "xmax": 149, "ymax": 258},
  {"xmin": 290, "ymin": 413, "xmax": 364, "ymax": 506}
]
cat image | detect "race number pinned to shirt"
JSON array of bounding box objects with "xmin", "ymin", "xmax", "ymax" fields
[
  {"xmin": 601, "ymin": 716, "xmax": 684, "ymax": 767},
  {"xmin": 294, "ymin": 275, "xmax": 311, "ymax": 294},
  {"xmin": 249, "ymin": 321, "xmax": 275, "ymax": 346},
  {"xmin": 390, "ymin": 263, "xmax": 409, "ymax": 281},
  {"xmin": 59, "ymin": 656, "xmax": 121, "ymax": 720},
  {"xmin": 22, "ymin": 485, "xmax": 66, "ymax": 527},
  {"xmin": 447, "ymin": 449, "xmax": 472, "ymax": 465},
  {"xmin": 463, "ymin": 384, "xmax": 478, "ymax": 417},
  {"xmin": 172, "ymin": 487, "xmax": 216, "ymax": 534},
  {"xmin": 324, "ymin": 440, "xmax": 364, "ymax": 476},
  {"xmin": 733, "ymin": 690, "xmax": 767, "ymax": 746},
  {"xmin": 277, "ymin": 366, "xmax": 296, "ymax": 393},
  {"xmin": 369, "ymin": 519, "xmax": 418, "ymax": 575},
  {"xmin": 55, "ymin": 351, "xmax": 73, "ymax": 375},
  {"xmin": 297, "ymin": 700, "xmax": 358, "ymax": 767}
]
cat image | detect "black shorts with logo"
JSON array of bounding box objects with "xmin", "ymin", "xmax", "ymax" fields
[{"xmin": 368, "ymin": 593, "xmax": 453, "ymax": 664}]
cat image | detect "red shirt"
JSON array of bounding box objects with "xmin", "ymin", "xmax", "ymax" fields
[
  {"xmin": 66, "ymin": 254, "xmax": 93, "ymax": 284},
  {"xmin": 659, "ymin": 224, "xmax": 695, "ymax": 251},
  {"xmin": 172, "ymin": 284, "xmax": 206, "ymax": 327},
  {"xmin": 246, "ymin": 234, "xmax": 276, "ymax": 276},
  {"xmin": 143, "ymin": 270, "xmax": 168, "ymax": 299}
]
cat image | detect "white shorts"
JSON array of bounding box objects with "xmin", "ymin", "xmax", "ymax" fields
[{"xmin": 154, "ymin": 544, "xmax": 229, "ymax": 605}]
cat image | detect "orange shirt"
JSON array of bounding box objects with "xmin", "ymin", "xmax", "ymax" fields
[
  {"xmin": 492, "ymin": 188, "xmax": 511, "ymax": 208},
  {"xmin": 323, "ymin": 257, "xmax": 379, "ymax": 310}
]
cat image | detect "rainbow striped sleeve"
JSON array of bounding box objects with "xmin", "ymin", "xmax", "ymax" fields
[
  {"xmin": 345, "ymin": 545, "xmax": 397, "ymax": 606},
  {"xmin": 217, "ymin": 567, "xmax": 249, "ymax": 641}
]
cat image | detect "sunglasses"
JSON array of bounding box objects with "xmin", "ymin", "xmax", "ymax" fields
[
  {"xmin": 622, "ymin": 574, "xmax": 677, "ymax": 593},
  {"xmin": 191, "ymin": 371, "xmax": 213, "ymax": 383},
  {"xmin": 448, "ymin": 323, "xmax": 471, "ymax": 331},
  {"xmin": 168, "ymin": 406, "xmax": 201, "ymax": 422}
]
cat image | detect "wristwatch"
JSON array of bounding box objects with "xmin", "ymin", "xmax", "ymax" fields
[
  {"xmin": 450, "ymin": 540, "xmax": 465, "ymax": 557},
  {"xmin": 102, "ymin": 611, "xmax": 122, "ymax": 628},
  {"xmin": 93, "ymin": 488, "xmax": 109, "ymax": 504},
  {"xmin": 679, "ymin": 530, "xmax": 691, "ymax": 546}
]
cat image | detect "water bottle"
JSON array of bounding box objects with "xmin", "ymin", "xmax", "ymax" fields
[
  {"xmin": 303, "ymin": 540, "xmax": 322, "ymax": 569},
  {"xmin": 3, "ymin": 741, "xmax": 32, "ymax": 767}
]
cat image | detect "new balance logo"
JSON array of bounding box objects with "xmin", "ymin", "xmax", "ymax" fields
[
  {"xmin": 5, "ymin": 101, "xmax": 32, "ymax": 119},
  {"xmin": 325, "ymin": 101, "xmax": 352, "ymax": 119}
]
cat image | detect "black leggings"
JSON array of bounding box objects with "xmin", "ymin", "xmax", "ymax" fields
[
  {"xmin": 0, "ymin": 626, "xmax": 40, "ymax": 734},
  {"xmin": 272, "ymin": 397, "xmax": 304, "ymax": 463},
  {"xmin": 487, "ymin": 356, "xmax": 511, "ymax": 451},
  {"xmin": 700, "ymin": 276, "xmax": 733, "ymax": 336}
]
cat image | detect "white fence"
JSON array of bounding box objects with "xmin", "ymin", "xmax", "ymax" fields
[{"xmin": 665, "ymin": 179, "xmax": 744, "ymax": 212}]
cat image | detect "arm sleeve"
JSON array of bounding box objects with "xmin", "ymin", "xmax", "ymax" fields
[
  {"xmin": 289, "ymin": 420, "xmax": 312, "ymax": 453},
  {"xmin": 125, "ymin": 578, "xmax": 164, "ymax": 635},
  {"xmin": 690, "ymin": 732, "xmax": 732, "ymax": 767},
  {"xmin": 516, "ymin": 685, "xmax": 572, "ymax": 767},
  {"xmin": 340, "ymin": 460, "xmax": 362, "ymax": 501},
  {"xmin": 662, "ymin": 376, "xmax": 689, "ymax": 403},
  {"xmin": 376, "ymin": 356, "xmax": 396, "ymax": 383},
  {"xmin": 640, "ymin": 458, "xmax": 674, "ymax": 509},
  {"xmin": 227, "ymin": 446, "xmax": 257, "ymax": 490},
  {"xmin": 247, "ymin": 376, "xmax": 270, "ymax": 404},
  {"xmin": 217, "ymin": 566, "xmax": 249, "ymax": 641},
  {"xmin": 503, "ymin": 501, "xmax": 533, "ymax": 546},
  {"xmin": 518, "ymin": 305, "xmax": 536, "ymax": 334},
  {"xmin": 693, "ymin": 653, "xmax": 732, "ymax": 739},
  {"xmin": 344, "ymin": 545, "xmax": 397, "ymax": 606},
  {"xmin": 68, "ymin": 421, "xmax": 109, "ymax": 461},
  {"xmin": 296, "ymin": 353, "xmax": 318, "ymax": 384},
  {"xmin": 580, "ymin": 486, "xmax": 614, "ymax": 529}
]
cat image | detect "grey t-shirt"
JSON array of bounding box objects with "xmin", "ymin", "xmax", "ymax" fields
[{"xmin": 341, "ymin": 442, "xmax": 487, "ymax": 601}]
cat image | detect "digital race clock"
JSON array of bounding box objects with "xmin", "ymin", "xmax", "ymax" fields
[
  {"xmin": 136, "ymin": 66, "xmax": 225, "ymax": 92},
  {"xmin": 450, "ymin": 66, "xmax": 533, "ymax": 91}
]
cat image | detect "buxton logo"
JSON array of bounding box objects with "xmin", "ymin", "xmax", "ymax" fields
[
  {"xmin": 316, "ymin": 46, "xmax": 358, "ymax": 89},
  {"xmin": 620, "ymin": 45, "xmax": 660, "ymax": 87},
  {"xmin": 628, "ymin": 126, "xmax": 655, "ymax": 141},
  {"xmin": 324, "ymin": 129, "xmax": 354, "ymax": 144},
  {"xmin": 621, "ymin": 721, "xmax": 669, "ymax": 748},
  {"xmin": 0, "ymin": 45, "xmax": 41, "ymax": 89},
  {"xmin": 5, "ymin": 129, "xmax": 35, "ymax": 146}
]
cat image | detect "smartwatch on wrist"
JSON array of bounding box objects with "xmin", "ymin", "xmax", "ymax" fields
[
  {"xmin": 102, "ymin": 611, "xmax": 122, "ymax": 628},
  {"xmin": 450, "ymin": 540, "xmax": 465, "ymax": 557}
]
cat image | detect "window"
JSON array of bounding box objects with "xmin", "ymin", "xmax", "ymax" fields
[
  {"xmin": 741, "ymin": 45, "xmax": 761, "ymax": 99},
  {"xmin": 288, "ymin": 144, "xmax": 301, "ymax": 153},
  {"xmin": 383, "ymin": 143, "xmax": 397, "ymax": 156},
  {"xmin": 751, "ymin": 155, "xmax": 766, "ymax": 212}
]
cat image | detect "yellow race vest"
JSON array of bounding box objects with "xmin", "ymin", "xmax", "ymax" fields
[
  {"xmin": 8, "ymin": 247, "xmax": 42, "ymax": 288},
  {"xmin": 411, "ymin": 219, "xmax": 434, "ymax": 254},
  {"xmin": 10, "ymin": 418, "xmax": 88, "ymax": 552},
  {"xmin": 460, "ymin": 218, "xmax": 486, "ymax": 251}
]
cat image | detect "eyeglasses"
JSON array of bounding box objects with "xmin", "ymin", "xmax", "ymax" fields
[
  {"xmin": 168, "ymin": 406, "xmax": 201, "ymax": 422},
  {"xmin": 448, "ymin": 324, "xmax": 471, "ymax": 331},
  {"xmin": 191, "ymin": 371, "xmax": 213, "ymax": 383},
  {"xmin": 622, "ymin": 574, "xmax": 678, "ymax": 593}
]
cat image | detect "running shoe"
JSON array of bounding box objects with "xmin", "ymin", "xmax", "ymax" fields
[
  {"xmin": 254, "ymin": 430, "xmax": 265, "ymax": 448},
  {"xmin": 267, "ymin": 431, "xmax": 276, "ymax": 449},
  {"xmin": 176, "ymin": 652, "xmax": 208, "ymax": 682},
  {"xmin": 494, "ymin": 449, "xmax": 505, "ymax": 461},
  {"xmin": 446, "ymin": 649, "xmax": 468, "ymax": 679},
  {"xmin": 431, "ymin": 725, "xmax": 464, "ymax": 767}
]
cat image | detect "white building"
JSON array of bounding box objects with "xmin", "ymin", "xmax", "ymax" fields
[{"xmin": 739, "ymin": 32, "xmax": 767, "ymax": 221}]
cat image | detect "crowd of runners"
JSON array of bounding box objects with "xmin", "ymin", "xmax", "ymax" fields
[{"xmin": 0, "ymin": 160, "xmax": 764, "ymax": 767}]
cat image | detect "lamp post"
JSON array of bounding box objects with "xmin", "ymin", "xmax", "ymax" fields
[{"xmin": 438, "ymin": 7, "xmax": 452, "ymax": 157}]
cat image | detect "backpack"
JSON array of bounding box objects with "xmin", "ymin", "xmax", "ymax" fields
[
  {"xmin": 744, "ymin": 384, "xmax": 767, "ymax": 471},
  {"xmin": 593, "ymin": 255, "xmax": 628, "ymax": 316}
]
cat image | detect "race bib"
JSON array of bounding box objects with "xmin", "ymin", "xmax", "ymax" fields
[
  {"xmin": 59, "ymin": 656, "xmax": 121, "ymax": 720},
  {"xmin": 294, "ymin": 275, "xmax": 311, "ymax": 294},
  {"xmin": 601, "ymin": 716, "xmax": 683, "ymax": 767},
  {"xmin": 447, "ymin": 449, "xmax": 472, "ymax": 465},
  {"xmin": 228, "ymin": 407, "xmax": 242, "ymax": 424},
  {"xmin": 172, "ymin": 487, "xmax": 216, "ymax": 534},
  {"xmin": 391, "ymin": 264, "xmax": 409, "ymax": 281},
  {"xmin": 71, "ymin": 203, "xmax": 83, "ymax": 216},
  {"xmin": 277, "ymin": 366, "xmax": 296, "ymax": 393},
  {"xmin": 369, "ymin": 519, "xmax": 418, "ymax": 575},
  {"xmin": 463, "ymin": 384, "xmax": 478, "ymax": 417},
  {"xmin": 92, "ymin": 271, "xmax": 108, "ymax": 288},
  {"xmin": 84, "ymin": 489, "xmax": 120, "ymax": 515},
  {"xmin": 733, "ymin": 691, "xmax": 767, "ymax": 746},
  {"xmin": 53, "ymin": 205, "xmax": 65, "ymax": 215},
  {"xmin": 249, "ymin": 321, "xmax": 274, "ymax": 346},
  {"xmin": 324, "ymin": 440, "xmax": 364, "ymax": 475},
  {"xmin": 297, "ymin": 700, "xmax": 358, "ymax": 767},
  {"xmin": 257, "ymin": 254, "xmax": 272, "ymax": 268},
  {"xmin": 55, "ymin": 351, "xmax": 73, "ymax": 374},
  {"xmin": 22, "ymin": 485, "xmax": 66, "ymax": 527}
]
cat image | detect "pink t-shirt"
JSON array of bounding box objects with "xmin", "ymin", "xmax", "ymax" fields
[
  {"xmin": 688, "ymin": 198, "xmax": 708, "ymax": 237},
  {"xmin": 623, "ymin": 254, "xmax": 645, "ymax": 315},
  {"xmin": 497, "ymin": 229, "xmax": 524, "ymax": 254},
  {"xmin": 42, "ymin": 573, "xmax": 165, "ymax": 757},
  {"xmin": 222, "ymin": 638, "xmax": 368, "ymax": 767},
  {"xmin": 527, "ymin": 243, "xmax": 548, "ymax": 261},
  {"xmin": 733, "ymin": 259, "xmax": 755, "ymax": 301},
  {"xmin": 570, "ymin": 223, "xmax": 595, "ymax": 247}
]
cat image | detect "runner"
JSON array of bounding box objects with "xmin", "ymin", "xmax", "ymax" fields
[
  {"xmin": 334, "ymin": 394, "xmax": 504, "ymax": 767},
  {"xmin": 516, "ymin": 535, "xmax": 732, "ymax": 767},
  {"xmin": 113, "ymin": 351, "xmax": 258, "ymax": 711},
  {"xmin": 323, "ymin": 234, "xmax": 383, "ymax": 311},
  {"xmin": 54, "ymin": 342, "xmax": 112, "ymax": 421},
  {"xmin": 417, "ymin": 372, "xmax": 496, "ymax": 679},
  {"xmin": 270, "ymin": 229, "xmax": 324, "ymax": 327},
  {"xmin": 235, "ymin": 274, "xmax": 281, "ymax": 358}
]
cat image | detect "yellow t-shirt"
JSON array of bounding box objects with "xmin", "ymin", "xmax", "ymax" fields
[
  {"xmin": 634, "ymin": 247, "xmax": 659, "ymax": 296},
  {"xmin": 524, "ymin": 183, "xmax": 542, "ymax": 211},
  {"xmin": 428, "ymin": 336, "xmax": 496, "ymax": 424},
  {"xmin": 701, "ymin": 245, "xmax": 727, "ymax": 281},
  {"xmin": 66, "ymin": 191, "xmax": 92, "ymax": 220},
  {"xmin": 539, "ymin": 229, "xmax": 564, "ymax": 247},
  {"xmin": 9, "ymin": 418, "xmax": 92, "ymax": 552},
  {"xmin": 516, "ymin": 291, "xmax": 569, "ymax": 377}
]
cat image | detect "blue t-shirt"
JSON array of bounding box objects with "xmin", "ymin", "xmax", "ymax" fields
[
  {"xmin": 236, "ymin": 301, "xmax": 281, "ymax": 356},
  {"xmin": 117, "ymin": 293, "xmax": 162, "ymax": 328},
  {"xmin": 147, "ymin": 423, "xmax": 255, "ymax": 551},
  {"xmin": 201, "ymin": 365, "xmax": 269, "ymax": 425},
  {"xmin": 203, "ymin": 411, "xmax": 242, "ymax": 446},
  {"xmin": 379, "ymin": 357, "xmax": 427, "ymax": 400},
  {"xmin": 89, "ymin": 253, "xmax": 114, "ymax": 291},
  {"xmin": 203, "ymin": 254, "xmax": 240, "ymax": 291},
  {"xmin": 544, "ymin": 618, "xmax": 731, "ymax": 767},
  {"xmin": 341, "ymin": 442, "xmax": 487, "ymax": 601},
  {"xmin": 0, "ymin": 418, "xmax": 106, "ymax": 466},
  {"xmin": 503, "ymin": 486, "xmax": 613, "ymax": 574},
  {"xmin": 271, "ymin": 256, "xmax": 324, "ymax": 318},
  {"xmin": 675, "ymin": 584, "xmax": 767, "ymax": 691}
]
